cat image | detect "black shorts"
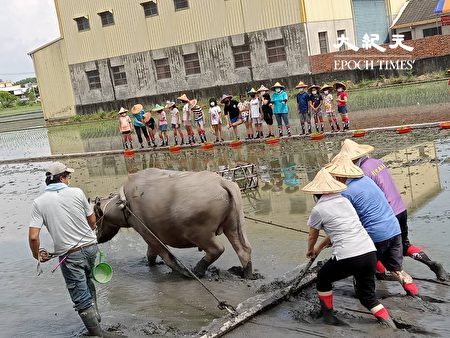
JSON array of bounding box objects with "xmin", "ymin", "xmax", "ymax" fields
[
  {"xmin": 375, "ymin": 234, "xmax": 403, "ymax": 271},
  {"xmin": 338, "ymin": 106, "xmax": 348, "ymax": 114},
  {"xmin": 317, "ymin": 251, "xmax": 380, "ymax": 310},
  {"xmin": 396, "ymin": 210, "xmax": 410, "ymax": 254}
]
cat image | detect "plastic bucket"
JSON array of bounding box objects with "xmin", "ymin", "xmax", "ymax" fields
[{"xmin": 93, "ymin": 251, "xmax": 113, "ymax": 284}]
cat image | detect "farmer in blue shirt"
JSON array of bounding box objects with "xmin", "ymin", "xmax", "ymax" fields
[
  {"xmin": 295, "ymin": 81, "xmax": 311, "ymax": 134},
  {"xmin": 326, "ymin": 152, "xmax": 419, "ymax": 296},
  {"xmin": 271, "ymin": 82, "xmax": 291, "ymax": 137},
  {"xmin": 131, "ymin": 104, "xmax": 151, "ymax": 148}
]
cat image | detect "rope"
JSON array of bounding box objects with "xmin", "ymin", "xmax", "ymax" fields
[
  {"xmin": 125, "ymin": 206, "xmax": 237, "ymax": 315},
  {"xmin": 244, "ymin": 216, "xmax": 325, "ymax": 238}
]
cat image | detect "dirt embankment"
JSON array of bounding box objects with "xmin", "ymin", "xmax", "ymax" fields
[{"xmin": 351, "ymin": 103, "xmax": 450, "ymax": 129}]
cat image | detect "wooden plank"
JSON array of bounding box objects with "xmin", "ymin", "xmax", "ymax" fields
[{"xmin": 199, "ymin": 263, "xmax": 317, "ymax": 338}]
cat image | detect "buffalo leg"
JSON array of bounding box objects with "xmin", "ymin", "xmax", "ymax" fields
[
  {"xmin": 147, "ymin": 245, "xmax": 158, "ymax": 266},
  {"xmin": 192, "ymin": 237, "xmax": 225, "ymax": 278},
  {"xmin": 224, "ymin": 230, "xmax": 253, "ymax": 278},
  {"xmin": 158, "ymin": 249, "xmax": 191, "ymax": 278}
]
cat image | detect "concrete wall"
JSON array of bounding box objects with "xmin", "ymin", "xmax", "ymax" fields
[
  {"xmin": 306, "ymin": 19, "xmax": 356, "ymax": 55},
  {"xmin": 30, "ymin": 39, "xmax": 76, "ymax": 120},
  {"xmin": 69, "ymin": 23, "xmax": 309, "ymax": 114},
  {"xmin": 397, "ymin": 22, "xmax": 449, "ymax": 40}
]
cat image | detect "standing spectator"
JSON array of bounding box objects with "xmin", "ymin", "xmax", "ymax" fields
[
  {"xmin": 271, "ymin": 82, "xmax": 291, "ymax": 137},
  {"xmin": 257, "ymin": 84, "xmax": 269, "ymax": 96},
  {"xmin": 166, "ymin": 101, "xmax": 184, "ymax": 145},
  {"xmin": 296, "ymin": 81, "xmax": 311, "ymax": 135},
  {"xmin": 28, "ymin": 162, "xmax": 105, "ymax": 336},
  {"xmin": 261, "ymin": 92, "xmax": 275, "ymax": 138},
  {"xmin": 209, "ymin": 97, "xmax": 223, "ymax": 143},
  {"xmin": 321, "ymin": 84, "xmax": 340, "ymax": 132},
  {"xmin": 221, "ymin": 94, "xmax": 242, "ymax": 140},
  {"xmin": 154, "ymin": 104, "xmax": 168, "ymax": 146},
  {"xmin": 143, "ymin": 111, "xmax": 157, "ymax": 147},
  {"xmin": 248, "ymin": 88, "xmax": 263, "ymax": 138},
  {"xmin": 118, "ymin": 107, "xmax": 133, "ymax": 149},
  {"xmin": 131, "ymin": 104, "xmax": 151, "ymax": 148},
  {"xmin": 190, "ymin": 99, "xmax": 207, "ymax": 143},
  {"xmin": 334, "ymin": 82, "xmax": 350, "ymax": 131},
  {"xmin": 238, "ymin": 94, "xmax": 252, "ymax": 140},
  {"xmin": 308, "ymin": 85, "xmax": 324, "ymax": 133},
  {"xmin": 178, "ymin": 94, "xmax": 196, "ymax": 145}
]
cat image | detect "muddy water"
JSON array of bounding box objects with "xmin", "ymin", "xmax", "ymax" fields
[{"xmin": 0, "ymin": 129, "xmax": 449, "ymax": 337}]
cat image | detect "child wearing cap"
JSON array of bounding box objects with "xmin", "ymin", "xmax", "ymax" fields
[
  {"xmin": 248, "ymin": 88, "xmax": 263, "ymax": 138},
  {"xmin": 143, "ymin": 111, "xmax": 157, "ymax": 147},
  {"xmin": 308, "ymin": 85, "xmax": 324, "ymax": 133},
  {"xmin": 166, "ymin": 102, "xmax": 184, "ymax": 146},
  {"xmin": 222, "ymin": 94, "xmax": 242, "ymax": 140},
  {"xmin": 295, "ymin": 82, "xmax": 310, "ymax": 135},
  {"xmin": 191, "ymin": 99, "xmax": 207, "ymax": 143},
  {"xmin": 154, "ymin": 104, "xmax": 168, "ymax": 146},
  {"xmin": 209, "ymin": 97, "xmax": 223, "ymax": 143},
  {"xmin": 178, "ymin": 94, "xmax": 196, "ymax": 145},
  {"xmin": 238, "ymin": 94, "xmax": 252, "ymax": 140},
  {"xmin": 334, "ymin": 82, "xmax": 349, "ymax": 131},
  {"xmin": 118, "ymin": 107, "xmax": 133, "ymax": 149},
  {"xmin": 271, "ymin": 82, "xmax": 291, "ymax": 137},
  {"xmin": 321, "ymin": 84, "xmax": 340, "ymax": 132},
  {"xmin": 303, "ymin": 168, "xmax": 396, "ymax": 328}
]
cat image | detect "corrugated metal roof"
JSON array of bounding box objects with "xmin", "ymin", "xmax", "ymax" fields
[{"xmin": 392, "ymin": 0, "xmax": 440, "ymax": 27}]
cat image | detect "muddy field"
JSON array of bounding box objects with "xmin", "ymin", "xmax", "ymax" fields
[{"xmin": 0, "ymin": 128, "xmax": 449, "ymax": 337}]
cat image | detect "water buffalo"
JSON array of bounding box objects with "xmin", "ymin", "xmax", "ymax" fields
[{"xmin": 94, "ymin": 168, "xmax": 253, "ymax": 278}]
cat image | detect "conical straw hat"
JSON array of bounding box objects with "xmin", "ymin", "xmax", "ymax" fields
[
  {"xmin": 152, "ymin": 104, "xmax": 165, "ymax": 112},
  {"xmin": 326, "ymin": 152, "xmax": 364, "ymax": 178},
  {"xmin": 177, "ymin": 94, "xmax": 190, "ymax": 102},
  {"xmin": 257, "ymin": 85, "xmax": 269, "ymax": 92},
  {"xmin": 247, "ymin": 87, "xmax": 257, "ymax": 94},
  {"xmin": 131, "ymin": 104, "xmax": 143, "ymax": 115},
  {"xmin": 118, "ymin": 107, "xmax": 128, "ymax": 114},
  {"xmin": 295, "ymin": 81, "xmax": 308, "ymax": 89},
  {"xmin": 271, "ymin": 81, "xmax": 285, "ymax": 90},
  {"xmin": 302, "ymin": 168, "xmax": 347, "ymax": 194},
  {"xmin": 340, "ymin": 139, "xmax": 374, "ymax": 160}
]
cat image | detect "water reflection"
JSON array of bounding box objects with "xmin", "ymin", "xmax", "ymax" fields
[{"xmin": 63, "ymin": 137, "xmax": 443, "ymax": 234}]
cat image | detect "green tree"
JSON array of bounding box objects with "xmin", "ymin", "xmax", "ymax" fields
[
  {"xmin": 0, "ymin": 91, "xmax": 17, "ymax": 108},
  {"xmin": 13, "ymin": 77, "xmax": 37, "ymax": 86},
  {"xmin": 27, "ymin": 88, "xmax": 36, "ymax": 103}
]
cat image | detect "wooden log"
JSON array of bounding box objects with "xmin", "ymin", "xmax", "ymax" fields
[{"xmin": 199, "ymin": 263, "xmax": 317, "ymax": 338}]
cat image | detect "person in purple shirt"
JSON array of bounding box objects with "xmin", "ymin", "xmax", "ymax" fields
[{"xmin": 340, "ymin": 139, "xmax": 448, "ymax": 281}]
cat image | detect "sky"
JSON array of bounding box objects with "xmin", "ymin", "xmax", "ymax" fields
[{"xmin": 0, "ymin": 0, "xmax": 59, "ymax": 83}]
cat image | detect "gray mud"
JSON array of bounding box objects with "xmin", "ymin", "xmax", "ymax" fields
[{"xmin": 1, "ymin": 130, "xmax": 450, "ymax": 337}]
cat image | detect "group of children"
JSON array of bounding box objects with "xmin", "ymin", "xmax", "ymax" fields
[
  {"xmin": 117, "ymin": 80, "xmax": 350, "ymax": 149},
  {"xmin": 303, "ymin": 139, "xmax": 447, "ymax": 328}
]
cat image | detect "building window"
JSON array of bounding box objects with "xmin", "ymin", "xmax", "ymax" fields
[
  {"xmin": 111, "ymin": 65, "xmax": 127, "ymax": 86},
  {"xmin": 86, "ymin": 70, "xmax": 101, "ymax": 90},
  {"xmin": 402, "ymin": 31, "xmax": 412, "ymax": 40},
  {"xmin": 232, "ymin": 45, "xmax": 251, "ymax": 68},
  {"xmin": 142, "ymin": 1, "xmax": 158, "ymax": 17},
  {"xmin": 98, "ymin": 11, "xmax": 114, "ymax": 27},
  {"xmin": 266, "ymin": 39, "xmax": 286, "ymax": 64},
  {"xmin": 154, "ymin": 58, "xmax": 171, "ymax": 79},
  {"xmin": 174, "ymin": 0, "xmax": 189, "ymax": 11},
  {"xmin": 183, "ymin": 53, "xmax": 201, "ymax": 75},
  {"xmin": 318, "ymin": 31, "xmax": 329, "ymax": 54},
  {"xmin": 423, "ymin": 26, "xmax": 442, "ymax": 38},
  {"xmin": 74, "ymin": 17, "xmax": 90, "ymax": 32},
  {"xmin": 337, "ymin": 30, "xmax": 346, "ymax": 51}
]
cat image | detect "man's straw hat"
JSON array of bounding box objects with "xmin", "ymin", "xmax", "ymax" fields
[
  {"xmin": 271, "ymin": 82, "xmax": 285, "ymax": 90},
  {"xmin": 340, "ymin": 139, "xmax": 374, "ymax": 160},
  {"xmin": 302, "ymin": 168, "xmax": 347, "ymax": 194},
  {"xmin": 295, "ymin": 81, "xmax": 308, "ymax": 89},
  {"xmin": 131, "ymin": 104, "xmax": 143, "ymax": 115},
  {"xmin": 177, "ymin": 94, "xmax": 190, "ymax": 102},
  {"xmin": 257, "ymin": 85, "xmax": 269, "ymax": 92},
  {"xmin": 326, "ymin": 153, "xmax": 364, "ymax": 178}
]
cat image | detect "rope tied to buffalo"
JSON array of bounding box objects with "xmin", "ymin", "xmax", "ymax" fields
[{"xmin": 124, "ymin": 205, "xmax": 237, "ymax": 316}]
